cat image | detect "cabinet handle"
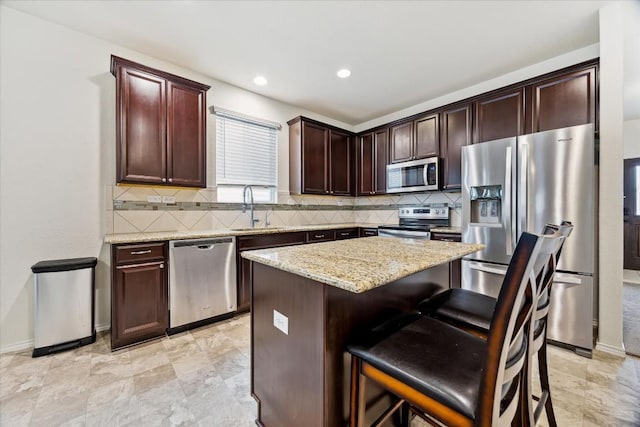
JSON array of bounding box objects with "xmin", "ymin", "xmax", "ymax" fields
[
  {"xmin": 162, "ymin": 178, "xmax": 167, "ymax": 183},
  {"xmin": 330, "ymin": 191, "xmax": 334, "ymax": 194},
  {"xmin": 315, "ymin": 234, "xmax": 325, "ymax": 239},
  {"xmin": 160, "ymin": 263, "xmax": 164, "ymax": 269},
  {"xmin": 340, "ymin": 232, "xmax": 349, "ymax": 236},
  {"xmin": 131, "ymin": 250, "xmax": 152, "ymax": 255},
  {"xmin": 168, "ymin": 178, "xmax": 173, "ymax": 183}
]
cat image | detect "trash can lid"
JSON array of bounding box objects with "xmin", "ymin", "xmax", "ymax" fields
[{"xmin": 31, "ymin": 257, "xmax": 98, "ymax": 273}]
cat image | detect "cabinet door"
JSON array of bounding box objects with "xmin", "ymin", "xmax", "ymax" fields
[
  {"xmin": 358, "ymin": 133, "xmax": 374, "ymax": 196},
  {"xmin": 414, "ymin": 114, "xmax": 439, "ymax": 158},
  {"xmin": 441, "ymin": 104, "xmax": 472, "ymax": 190},
  {"xmin": 474, "ymin": 88, "xmax": 525, "ymax": 143},
  {"xmin": 389, "ymin": 122, "xmax": 414, "ymax": 163},
  {"xmin": 329, "ymin": 130, "xmax": 351, "ymax": 195},
  {"xmin": 112, "ymin": 261, "xmax": 167, "ymax": 349},
  {"xmin": 167, "ymin": 81, "xmax": 206, "ymax": 187},
  {"xmin": 530, "ymin": 66, "xmax": 596, "ymax": 133},
  {"xmin": 116, "ymin": 67, "xmax": 166, "ymax": 184},
  {"xmin": 302, "ymin": 122, "xmax": 329, "ymax": 194},
  {"xmin": 373, "ymin": 129, "xmax": 388, "ymax": 194}
]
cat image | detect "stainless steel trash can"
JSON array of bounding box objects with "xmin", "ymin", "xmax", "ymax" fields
[{"xmin": 31, "ymin": 257, "xmax": 97, "ymax": 357}]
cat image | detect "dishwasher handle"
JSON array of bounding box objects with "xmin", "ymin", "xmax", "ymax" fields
[{"xmin": 172, "ymin": 237, "xmax": 233, "ymax": 248}]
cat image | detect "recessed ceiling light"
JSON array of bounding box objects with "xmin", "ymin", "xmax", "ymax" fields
[
  {"xmin": 253, "ymin": 75, "xmax": 268, "ymax": 86},
  {"xmin": 337, "ymin": 69, "xmax": 351, "ymax": 79}
]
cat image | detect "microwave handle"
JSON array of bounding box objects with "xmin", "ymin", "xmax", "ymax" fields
[{"xmin": 423, "ymin": 163, "xmax": 428, "ymax": 186}]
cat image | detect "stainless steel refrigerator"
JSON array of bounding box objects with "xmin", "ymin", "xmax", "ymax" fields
[{"xmin": 461, "ymin": 123, "xmax": 596, "ymax": 356}]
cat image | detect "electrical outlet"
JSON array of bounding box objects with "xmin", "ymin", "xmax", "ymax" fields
[
  {"xmin": 273, "ymin": 309, "xmax": 289, "ymax": 335},
  {"xmin": 147, "ymin": 195, "xmax": 162, "ymax": 203},
  {"xmin": 162, "ymin": 196, "xmax": 176, "ymax": 204}
]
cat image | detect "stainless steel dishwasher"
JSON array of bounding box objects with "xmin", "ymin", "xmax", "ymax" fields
[{"xmin": 168, "ymin": 237, "xmax": 236, "ymax": 333}]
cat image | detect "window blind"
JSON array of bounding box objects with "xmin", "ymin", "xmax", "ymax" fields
[{"xmin": 215, "ymin": 110, "xmax": 278, "ymax": 187}]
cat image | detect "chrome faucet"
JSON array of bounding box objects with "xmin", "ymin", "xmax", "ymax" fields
[{"xmin": 242, "ymin": 185, "xmax": 258, "ymax": 228}]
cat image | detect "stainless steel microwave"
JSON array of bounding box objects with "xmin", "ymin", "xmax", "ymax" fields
[{"xmin": 386, "ymin": 157, "xmax": 440, "ymax": 193}]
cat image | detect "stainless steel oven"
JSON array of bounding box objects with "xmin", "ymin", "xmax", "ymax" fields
[
  {"xmin": 387, "ymin": 157, "xmax": 440, "ymax": 193},
  {"xmin": 378, "ymin": 206, "xmax": 450, "ymax": 239}
]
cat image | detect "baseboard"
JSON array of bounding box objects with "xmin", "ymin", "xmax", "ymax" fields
[
  {"xmin": 0, "ymin": 338, "xmax": 34, "ymax": 355},
  {"xmin": 0, "ymin": 323, "xmax": 110, "ymax": 355},
  {"xmin": 595, "ymin": 342, "xmax": 627, "ymax": 357}
]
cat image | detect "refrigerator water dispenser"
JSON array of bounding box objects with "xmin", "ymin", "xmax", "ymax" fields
[{"xmin": 469, "ymin": 185, "xmax": 502, "ymax": 224}]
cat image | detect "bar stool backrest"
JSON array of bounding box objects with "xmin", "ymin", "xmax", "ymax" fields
[{"xmin": 476, "ymin": 232, "xmax": 562, "ymax": 426}]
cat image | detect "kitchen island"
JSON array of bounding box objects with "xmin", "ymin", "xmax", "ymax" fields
[{"xmin": 242, "ymin": 236, "xmax": 484, "ymax": 427}]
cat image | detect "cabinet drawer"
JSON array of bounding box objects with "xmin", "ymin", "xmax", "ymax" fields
[
  {"xmin": 334, "ymin": 228, "xmax": 358, "ymax": 240},
  {"xmin": 306, "ymin": 230, "xmax": 335, "ymax": 242},
  {"xmin": 359, "ymin": 228, "xmax": 378, "ymax": 237},
  {"xmin": 430, "ymin": 232, "xmax": 461, "ymax": 242},
  {"xmin": 238, "ymin": 232, "xmax": 307, "ymax": 251},
  {"xmin": 114, "ymin": 242, "xmax": 166, "ymax": 265}
]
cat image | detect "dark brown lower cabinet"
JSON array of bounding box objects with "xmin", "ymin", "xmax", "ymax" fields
[
  {"xmin": 111, "ymin": 242, "xmax": 168, "ymax": 350},
  {"xmin": 431, "ymin": 232, "xmax": 462, "ymax": 288},
  {"xmin": 236, "ymin": 232, "xmax": 307, "ymax": 313}
]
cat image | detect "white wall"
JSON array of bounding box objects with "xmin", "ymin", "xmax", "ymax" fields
[
  {"xmin": 624, "ymin": 119, "xmax": 640, "ymax": 159},
  {"xmin": 0, "ymin": 6, "xmax": 351, "ymax": 352},
  {"xmin": 597, "ymin": 2, "xmax": 625, "ymax": 355}
]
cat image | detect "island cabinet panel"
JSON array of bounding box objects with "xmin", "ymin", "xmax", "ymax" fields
[
  {"xmin": 474, "ymin": 88, "xmax": 525, "ymax": 144},
  {"xmin": 111, "ymin": 242, "xmax": 168, "ymax": 350},
  {"xmin": 414, "ymin": 113, "xmax": 440, "ymax": 158},
  {"xmin": 440, "ymin": 103, "xmax": 472, "ymax": 191},
  {"xmin": 529, "ymin": 66, "xmax": 597, "ymax": 133},
  {"xmin": 250, "ymin": 262, "xmax": 449, "ymax": 426},
  {"xmin": 112, "ymin": 55, "xmax": 209, "ymax": 188},
  {"xmin": 389, "ymin": 121, "xmax": 414, "ymax": 163}
]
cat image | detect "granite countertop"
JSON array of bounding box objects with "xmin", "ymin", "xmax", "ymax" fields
[
  {"xmin": 430, "ymin": 226, "xmax": 462, "ymax": 234},
  {"xmin": 242, "ymin": 236, "xmax": 484, "ymax": 293},
  {"xmin": 104, "ymin": 223, "xmax": 383, "ymax": 244}
]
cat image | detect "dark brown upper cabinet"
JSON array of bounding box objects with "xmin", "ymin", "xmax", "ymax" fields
[
  {"xmin": 390, "ymin": 114, "xmax": 439, "ymax": 163},
  {"xmin": 474, "ymin": 88, "xmax": 525, "ymax": 144},
  {"xmin": 357, "ymin": 128, "xmax": 388, "ymax": 196},
  {"xmin": 111, "ymin": 55, "xmax": 209, "ymax": 188},
  {"xmin": 414, "ymin": 114, "xmax": 440, "ymax": 158},
  {"xmin": 529, "ymin": 66, "xmax": 596, "ymax": 133},
  {"xmin": 389, "ymin": 122, "xmax": 414, "ymax": 163},
  {"xmin": 288, "ymin": 116, "xmax": 353, "ymax": 196},
  {"xmin": 440, "ymin": 103, "xmax": 472, "ymax": 191}
]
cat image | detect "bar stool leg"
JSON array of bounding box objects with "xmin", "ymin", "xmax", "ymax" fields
[
  {"xmin": 350, "ymin": 355, "xmax": 366, "ymax": 427},
  {"xmin": 538, "ymin": 344, "xmax": 558, "ymax": 427}
]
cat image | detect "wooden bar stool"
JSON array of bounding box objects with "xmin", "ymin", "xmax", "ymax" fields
[
  {"xmin": 347, "ymin": 231, "xmax": 562, "ymax": 427},
  {"xmin": 418, "ymin": 222, "xmax": 573, "ymax": 426}
]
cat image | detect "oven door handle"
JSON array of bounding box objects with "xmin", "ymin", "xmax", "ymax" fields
[{"xmin": 378, "ymin": 229, "xmax": 431, "ymax": 239}]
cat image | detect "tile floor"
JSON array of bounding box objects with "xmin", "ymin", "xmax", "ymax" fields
[{"xmin": 1, "ymin": 314, "xmax": 639, "ymax": 426}]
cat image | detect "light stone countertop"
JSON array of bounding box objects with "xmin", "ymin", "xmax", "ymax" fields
[
  {"xmin": 104, "ymin": 223, "xmax": 382, "ymax": 244},
  {"xmin": 242, "ymin": 236, "xmax": 484, "ymax": 293}
]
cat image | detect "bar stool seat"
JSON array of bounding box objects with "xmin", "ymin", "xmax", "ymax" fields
[{"xmin": 349, "ymin": 316, "xmax": 485, "ymax": 421}]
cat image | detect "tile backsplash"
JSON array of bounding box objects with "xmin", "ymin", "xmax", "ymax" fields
[{"xmin": 107, "ymin": 186, "xmax": 461, "ymax": 234}]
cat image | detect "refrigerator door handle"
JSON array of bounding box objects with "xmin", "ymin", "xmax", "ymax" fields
[
  {"xmin": 519, "ymin": 142, "xmax": 529, "ymax": 236},
  {"xmin": 505, "ymin": 146, "xmax": 514, "ymax": 255},
  {"xmin": 468, "ymin": 263, "xmax": 507, "ymax": 276},
  {"xmin": 553, "ymin": 272, "xmax": 582, "ymax": 285}
]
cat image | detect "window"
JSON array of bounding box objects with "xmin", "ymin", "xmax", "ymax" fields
[{"xmin": 214, "ymin": 108, "xmax": 279, "ymax": 203}]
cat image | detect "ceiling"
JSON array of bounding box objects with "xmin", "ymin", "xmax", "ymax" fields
[{"xmin": 3, "ymin": 0, "xmax": 639, "ymax": 124}]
